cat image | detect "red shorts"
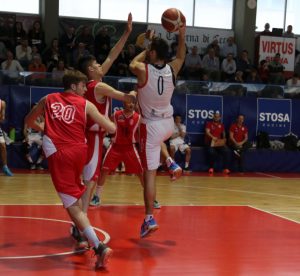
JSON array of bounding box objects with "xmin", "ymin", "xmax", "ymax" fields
[
  {"xmin": 82, "ymin": 131, "xmax": 104, "ymax": 181},
  {"xmin": 102, "ymin": 143, "xmax": 143, "ymax": 174},
  {"xmin": 48, "ymin": 145, "xmax": 87, "ymax": 208}
]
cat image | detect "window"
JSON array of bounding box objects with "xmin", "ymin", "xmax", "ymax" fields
[
  {"xmin": 101, "ymin": 0, "xmax": 147, "ymax": 22},
  {"xmin": 59, "ymin": 0, "xmax": 99, "ymax": 19},
  {"xmin": 255, "ymin": 0, "xmax": 285, "ymax": 31},
  {"xmin": 0, "ymin": 0, "xmax": 39, "ymax": 14},
  {"xmin": 286, "ymin": 0, "xmax": 300, "ymax": 34},
  {"xmin": 194, "ymin": 0, "xmax": 233, "ymax": 29},
  {"xmin": 148, "ymin": 0, "xmax": 194, "ymax": 26}
]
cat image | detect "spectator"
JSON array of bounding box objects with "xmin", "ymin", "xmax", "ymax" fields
[
  {"xmin": 1, "ymin": 50, "xmax": 24, "ymax": 83},
  {"xmin": 0, "ymin": 41, "xmax": 7, "ymax": 63},
  {"xmin": 169, "ymin": 114, "xmax": 192, "ymax": 172},
  {"xmin": 232, "ymin": 70, "xmax": 244, "ymax": 83},
  {"xmin": 43, "ymin": 38, "xmax": 63, "ymax": 72},
  {"xmin": 206, "ymin": 38, "xmax": 220, "ymax": 57},
  {"xmin": 13, "ymin": 21, "xmax": 27, "ymax": 47},
  {"xmin": 221, "ymin": 36, "xmax": 237, "ymax": 59},
  {"xmin": 283, "ymin": 25, "xmax": 295, "ymax": 38},
  {"xmin": 268, "ymin": 53, "xmax": 285, "ymax": 84},
  {"xmin": 285, "ymin": 73, "xmax": 300, "ymax": 93},
  {"xmin": 76, "ymin": 26, "xmax": 94, "ymax": 55},
  {"xmin": 236, "ymin": 50, "xmax": 253, "ymax": 80},
  {"xmin": 229, "ymin": 114, "xmax": 250, "ymax": 172},
  {"xmin": 202, "ymin": 48, "xmax": 220, "ymax": 81},
  {"xmin": 15, "ymin": 36, "xmax": 32, "ymax": 70},
  {"xmin": 23, "ymin": 104, "xmax": 44, "ymax": 170},
  {"xmin": 73, "ymin": 42, "xmax": 90, "ymax": 66},
  {"xmin": 28, "ymin": 20, "xmax": 46, "ymax": 53},
  {"xmin": 246, "ymin": 68, "xmax": 262, "ymax": 83},
  {"xmin": 205, "ymin": 111, "xmax": 230, "ymax": 174},
  {"xmin": 184, "ymin": 45, "xmax": 202, "ymax": 80},
  {"xmin": 28, "ymin": 54, "xmax": 47, "ymax": 83},
  {"xmin": 59, "ymin": 25, "xmax": 76, "ymax": 67},
  {"xmin": 260, "ymin": 23, "xmax": 272, "ymax": 36},
  {"xmin": 94, "ymin": 27, "xmax": 111, "ymax": 63},
  {"xmin": 221, "ymin": 53, "xmax": 236, "ymax": 81},
  {"xmin": 0, "ymin": 98, "xmax": 13, "ymax": 176},
  {"xmin": 258, "ymin": 59, "xmax": 269, "ymax": 83},
  {"xmin": 52, "ymin": 59, "xmax": 68, "ymax": 86}
]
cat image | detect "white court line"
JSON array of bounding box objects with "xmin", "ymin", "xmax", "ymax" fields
[
  {"xmin": 248, "ymin": 205, "xmax": 300, "ymax": 225},
  {"xmin": 0, "ymin": 216, "xmax": 110, "ymax": 260},
  {"xmin": 255, "ymin": 172, "xmax": 282, "ymax": 178}
]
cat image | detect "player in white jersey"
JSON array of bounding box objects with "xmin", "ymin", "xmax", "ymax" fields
[{"xmin": 129, "ymin": 24, "xmax": 186, "ymax": 238}]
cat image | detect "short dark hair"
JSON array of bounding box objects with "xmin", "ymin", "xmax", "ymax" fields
[
  {"xmin": 77, "ymin": 55, "xmax": 96, "ymax": 76},
  {"xmin": 62, "ymin": 70, "xmax": 87, "ymax": 90},
  {"xmin": 150, "ymin": 37, "xmax": 169, "ymax": 61}
]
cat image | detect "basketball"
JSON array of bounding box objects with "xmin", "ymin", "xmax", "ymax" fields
[{"xmin": 161, "ymin": 8, "xmax": 186, "ymax": 33}]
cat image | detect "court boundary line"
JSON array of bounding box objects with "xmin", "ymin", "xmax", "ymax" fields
[
  {"xmin": 248, "ymin": 205, "xmax": 300, "ymax": 225},
  {"xmin": 0, "ymin": 215, "xmax": 110, "ymax": 260}
]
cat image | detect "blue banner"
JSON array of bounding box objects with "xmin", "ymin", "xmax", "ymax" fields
[
  {"xmin": 30, "ymin": 86, "xmax": 64, "ymax": 105},
  {"xmin": 111, "ymin": 98, "xmax": 123, "ymax": 114},
  {"xmin": 257, "ymin": 98, "xmax": 292, "ymax": 136},
  {"xmin": 186, "ymin": 95, "xmax": 223, "ymax": 134}
]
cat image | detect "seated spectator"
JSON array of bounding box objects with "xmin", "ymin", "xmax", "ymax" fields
[
  {"xmin": 28, "ymin": 54, "xmax": 47, "ymax": 83},
  {"xmin": 59, "ymin": 25, "xmax": 76, "ymax": 67},
  {"xmin": 202, "ymin": 48, "xmax": 220, "ymax": 81},
  {"xmin": 23, "ymin": 105, "xmax": 44, "ymax": 170},
  {"xmin": 246, "ymin": 68, "xmax": 262, "ymax": 83},
  {"xmin": 95, "ymin": 27, "xmax": 111, "ymax": 62},
  {"xmin": 0, "ymin": 41, "xmax": 7, "ymax": 63},
  {"xmin": 268, "ymin": 53, "xmax": 285, "ymax": 84},
  {"xmin": 13, "ymin": 21, "xmax": 27, "ymax": 47},
  {"xmin": 0, "ymin": 99, "xmax": 13, "ymax": 176},
  {"xmin": 76, "ymin": 26, "xmax": 94, "ymax": 55},
  {"xmin": 1, "ymin": 50, "xmax": 24, "ymax": 83},
  {"xmin": 285, "ymin": 73, "xmax": 300, "ymax": 93},
  {"xmin": 221, "ymin": 36, "xmax": 237, "ymax": 59},
  {"xmin": 221, "ymin": 53, "xmax": 236, "ymax": 81},
  {"xmin": 184, "ymin": 45, "xmax": 202, "ymax": 80},
  {"xmin": 51, "ymin": 59, "xmax": 68, "ymax": 85},
  {"xmin": 260, "ymin": 23, "xmax": 272, "ymax": 36},
  {"xmin": 232, "ymin": 70, "xmax": 244, "ymax": 83},
  {"xmin": 258, "ymin": 59, "xmax": 269, "ymax": 83},
  {"xmin": 42, "ymin": 38, "xmax": 63, "ymax": 72},
  {"xmin": 283, "ymin": 25, "xmax": 295, "ymax": 38},
  {"xmin": 28, "ymin": 20, "xmax": 46, "ymax": 53},
  {"xmin": 206, "ymin": 38, "xmax": 220, "ymax": 57},
  {"xmin": 15, "ymin": 36, "xmax": 32, "ymax": 69},
  {"xmin": 236, "ymin": 50, "xmax": 253, "ymax": 80},
  {"xmin": 205, "ymin": 111, "xmax": 230, "ymax": 174},
  {"xmin": 73, "ymin": 42, "xmax": 90, "ymax": 66},
  {"xmin": 229, "ymin": 114, "xmax": 250, "ymax": 172},
  {"xmin": 169, "ymin": 114, "xmax": 192, "ymax": 172}
]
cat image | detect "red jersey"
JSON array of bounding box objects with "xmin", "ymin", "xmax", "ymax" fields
[
  {"xmin": 112, "ymin": 110, "xmax": 140, "ymax": 145},
  {"xmin": 85, "ymin": 80, "xmax": 110, "ymax": 131},
  {"xmin": 43, "ymin": 92, "xmax": 87, "ymax": 157},
  {"xmin": 205, "ymin": 121, "xmax": 225, "ymax": 144},
  {"xmin": 229, "ymin": 123, "xmax": 248, "ymax": 143}
]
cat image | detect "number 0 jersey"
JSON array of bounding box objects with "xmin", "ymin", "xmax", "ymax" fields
[
  {"xmin": 138, "ymin": 63, "xmax": 175, "ymax": 121},
  {"xmin": 43, "ymin": 92, "xmax": 87, "ymax": 157}
]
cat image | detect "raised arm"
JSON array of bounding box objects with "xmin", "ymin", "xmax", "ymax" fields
[
  {"xmin": 129, "ymin": 50, "xmax": 147, "ymax": 85},
  {"xmin": 168, "ymin": 24, "xmax": 186, "ymax": 78},
  {"xmin": 86, "ymin": 101, "xmax": 116, "ymax": 134},
  {"xmin": 102, "ymin": 13, "xmax": 132, "ymax": 75}
]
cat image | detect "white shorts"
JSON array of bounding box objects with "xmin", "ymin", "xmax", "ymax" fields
[
  {"xmin": 27, "ymin": 133, "xmax": 43, "ymax": 147},
  {"xmin": 170, "ymin": 140, "xmax": 190, "ymax": 153},
  {"xmin": 140, "ymin": 117, "xmax": 174, "ymax": 170},
  {"xmin": 0, "ymin": 128, "xmax": 4, "ymax": 144}
]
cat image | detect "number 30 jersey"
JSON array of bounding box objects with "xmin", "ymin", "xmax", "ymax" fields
[
  {"xmin": 137, "ymin": 63, "xmax": 175, "ymax": 121},
  {"xmin": 43, "ymin": 92, "xmax": 87, "ymax": 157}
]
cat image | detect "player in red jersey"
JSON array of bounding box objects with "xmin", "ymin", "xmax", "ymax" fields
[
  {"xmin": 129, "ymin": 24, "xmax": 186, "ymax": 238},
  {"xmin": 77, "ymin": 13, "xmax": 135, "ymax": 214},
  {"xmin": 25, "ymin": 70, "xmax": 116, "ymax": 269},
  {"xmin": 90, "ymin": 99, "xmax": 161, "ymax": 209},
  {"xmin": 229, "ymin": 114, "xmax": 250, "ymax": 172}
]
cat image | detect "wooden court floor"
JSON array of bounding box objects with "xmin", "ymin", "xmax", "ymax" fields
[{"xmin": 0, "ymin": 171, "xmax": 300, "ymax": 275}]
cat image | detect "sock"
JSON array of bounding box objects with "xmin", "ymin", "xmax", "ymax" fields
[
  {"xmin": 95, "ymin": 185, "xmax": 103, "ymax": 197},
  {"xmin": 185, "ymin": 162, "xmax": 189, "ymax": 168},
  {"xmin": 83, "ymin": 226, "xmax": 100, "ymax": 248},
  {"xmin": 145, "ymin": 215, "xmax": 153, "ymax": 222},
  {"xmin": 165, "ymin": 157, "xmax": 173, "ymax": 167}
]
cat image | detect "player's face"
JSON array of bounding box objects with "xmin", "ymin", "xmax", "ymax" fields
[
  {"xmin": 90, "ymin": 60, "xmax": 104, "ymax": 78},
  {"xmin": 74, "ymin": 81, "xmax": 87, "ymax": 96},
  {"xmin": 237, "ymin": 115, "xmax": 244, "ymax": 125},
  {"xmin": 213, "ymin": 113, "xmax": 221, "ymax": 122},
  {"xmin": 124, "ymin": 101, "xmax": 135, "ymax": 112}
]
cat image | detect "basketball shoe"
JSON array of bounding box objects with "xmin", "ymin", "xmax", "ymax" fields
[
  {"xmin": 140, "ymin": 218, "xmax": 159, "ymax": 238},
  {"xmin": 70, "ymin": 224, "xmax": 89, "ymax": 249},
  {"xmin": 90, "ymin": 195, "xmax": 100, "ymax": 207},
  {"xmin": 94, "ymin": 243, "xmax": 113, "ymax": 269}
]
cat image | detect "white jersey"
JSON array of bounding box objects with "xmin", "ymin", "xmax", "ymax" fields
[{"xmin": 138, "ymin": 63, "xmax": 175, "ymax": 121}]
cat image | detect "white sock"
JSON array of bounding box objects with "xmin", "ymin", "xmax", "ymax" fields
[
  {"xmin": 185, "ymin": 162, "xmax": 189, "ymax": 168},
  {"xmin": 83, "ymin": 226, "xmax": 100, "ymax": 248},
  {"xmin": 95, "ymin": 185, "xmax": 103, "ymax": 197},
  {"xmin": 145, "ymin": 215, "xmax": 153, "ymax": 222},
  {"xmin": 166, "ymin": 157, "xmax": 173, "ymax": 167}
]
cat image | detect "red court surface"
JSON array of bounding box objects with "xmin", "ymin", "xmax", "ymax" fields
[{"xmin": 0, "ymin": 205, "xmax": 299, "ymax": 276}]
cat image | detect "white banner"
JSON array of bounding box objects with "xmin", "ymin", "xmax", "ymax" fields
[
  {"xmin": 259, "ymin": 36, "xmax": 296, "ymax": 71},
  {"xmin": 147, "ymin": 24, "xmax": 234, "ymax": 54}
]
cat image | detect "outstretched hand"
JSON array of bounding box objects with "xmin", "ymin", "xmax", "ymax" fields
[{"xmin": 126, "ymin": 13, "xmax": 133, "ymax": 34}]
